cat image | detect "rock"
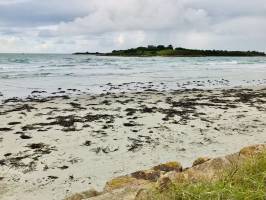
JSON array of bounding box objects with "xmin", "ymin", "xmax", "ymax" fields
[
  {"xmin": 161, "ymin": 152, "xmax": 243, "ymax": 185},
  {"xmin": 20, "ymin": 134, "xmax": 32, "ymax": 139},
  {"xmin": 185, "ymin": 157, "xmax": 235, "ymax": 181},
  {"xmin": 155, "ymin": 145, "xmax": 266, "ymax": 191},
  {"xmin": 88, "ymin": 188, "xmax": 141, "ymax": 200},
  {"xmin": 65, "ymin": 189, "xmax": 100, "ymax": 200},
  {"xmin": 81, "ymin": 189, "xmax": 100, "ymax": 198},
  {"xmin": 65, "ymin": 193, "xmax": 83, "ymax": 200},
  {"xmin": 239, "ymin": 144, "xmax": 266, "ymax": 157},
  {"xmin": 192, "ymin": 157, "xmax": 211, "ymax": 167},
  {"xmin": 156, "ymin": 175, "xmax": 172, "ymax": 191},
  {"xmin": 104, "ymin": 176, "xmax": 139, "ymax": 191},
  {"xmin": 153, "ymin": 161, "xmax": 182, "ymax": 172},
  {"xmin": 67, "ymin": 145, "xmax": 266, "ymax": 200},
  {"xmin": 157, "ymin": 171, "xmax": 185, "ymax": 185},
  {"xmin": 135, "ymin": 189, "xmax": 151, "ymax": 200},
  {"xmin": 131, "ymin": 170, "xmax": 161, "ymax": 182}
]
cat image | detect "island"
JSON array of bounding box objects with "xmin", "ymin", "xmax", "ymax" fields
[{"xmin": 74, "ymin": 45, "xmax": 266, "ymax": 57}]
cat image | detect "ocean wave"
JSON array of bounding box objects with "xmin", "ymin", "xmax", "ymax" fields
[
  {"xmin": 7, "ymin": 58, "xmax": 30, "ymax": 64},
  {"xmin": 0, "ymin": 72, "xmax": 55, "ymax": 79},
  {"xmin": 56, "ymin": 64, "xmax": 76, "ymax": 67},
  {"xmin": 1, "ymin": 54, "xmax": 266, "ymax": 98}
]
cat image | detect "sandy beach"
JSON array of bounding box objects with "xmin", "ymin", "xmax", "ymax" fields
[{"xmin": 0, "ymin": 86, "xmax": 266, "ymax": 200}]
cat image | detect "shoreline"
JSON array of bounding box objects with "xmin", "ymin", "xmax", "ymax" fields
[{"xmin": 0, "ymin": 86, "xmax": 266, "ymax": 200}]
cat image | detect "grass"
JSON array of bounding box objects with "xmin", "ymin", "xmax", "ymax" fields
[{"xmin": 144, "ymin": 152, "xmax": 266, "ymax": 200}]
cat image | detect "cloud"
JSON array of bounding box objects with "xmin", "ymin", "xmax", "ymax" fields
[
  {"xmin": 55, "ymin": 0, "xmax": 209, "ymax": 35},
  {"xmin": 0, "ymin": 0, "xmax": 265, "ymax": 53},
  {"xmin": 0, "ymin": 0, "xmax": 92, "ymax": 26},
  {"xmin": 0, "ymin": 0, "xmax": 30, "ymax": 5}
]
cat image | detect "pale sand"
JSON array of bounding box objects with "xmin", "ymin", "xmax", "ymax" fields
[{"xmin": 0, "ymin": 87, "xmax": 265, "ymax": 200}]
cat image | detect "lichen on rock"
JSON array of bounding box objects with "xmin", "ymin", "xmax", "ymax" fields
[
  {"xmin": 153, "ymin": 161, "xmax": 182, "ymax": 172},
  {"xmin": 65, "ymin": 189, "xmax": 100, "ymax": 200},
  {"xmin": 131, "ymin": 170, "xmax": 161, "ymax": 182},
  {"xmin": 104, "ymin": 176, "xmax": 140, "ymax": 191},
  {"xmin": 239, "ymin": 144, "xmax": 266, "ymax": 157},
  {"xmin": 192, "ymin": 157, "xmax": 211, "ymax": 167}
]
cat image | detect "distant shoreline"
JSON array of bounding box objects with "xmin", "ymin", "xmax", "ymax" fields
[{"xmin": 74, "ymin": 45, "xmax": 266, "ymax": 57}]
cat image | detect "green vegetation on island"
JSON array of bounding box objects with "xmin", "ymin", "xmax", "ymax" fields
[{"xmin": 74, "ymin": 45, "xmax": 266, "ymax": 57}]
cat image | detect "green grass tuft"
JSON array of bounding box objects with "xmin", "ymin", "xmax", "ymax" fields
[{"xmin": 145, "ymin": 152, "xmax": 266, "ymax": 200}]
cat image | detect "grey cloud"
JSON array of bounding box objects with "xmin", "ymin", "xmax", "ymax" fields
[
  {"xmin": 185, "ymin": 0, "xmax": 266, "ymax": 19},
  {"xmin": 0, "ymin": 0, "xmax": 92, "ymax": 26},
  {"xmin": 55, "ymin": 0, "xmax": 210, "ymax": 35},
  {"xmin": 0, "ymin": 0, "xmax": 265, "ymax": 53}
]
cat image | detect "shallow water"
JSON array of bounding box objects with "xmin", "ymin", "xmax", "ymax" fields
[{"xmin": 0, "ymin": 54, "xmax": 266, "ymax": 97}]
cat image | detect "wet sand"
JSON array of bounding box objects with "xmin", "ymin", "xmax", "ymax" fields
[{"xmin": 0, "ymin": 86, "xmax": 266, "ymax": 200}]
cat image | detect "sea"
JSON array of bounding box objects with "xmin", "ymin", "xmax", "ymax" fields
[{"xmin": 0, "ymin": 53, "xmax": 266, "ymax": 98}]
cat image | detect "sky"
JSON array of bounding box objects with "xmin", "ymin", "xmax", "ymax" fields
[{"xmin": 0, "ymin": 0, "xmax": 265, "ymax": 53}]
